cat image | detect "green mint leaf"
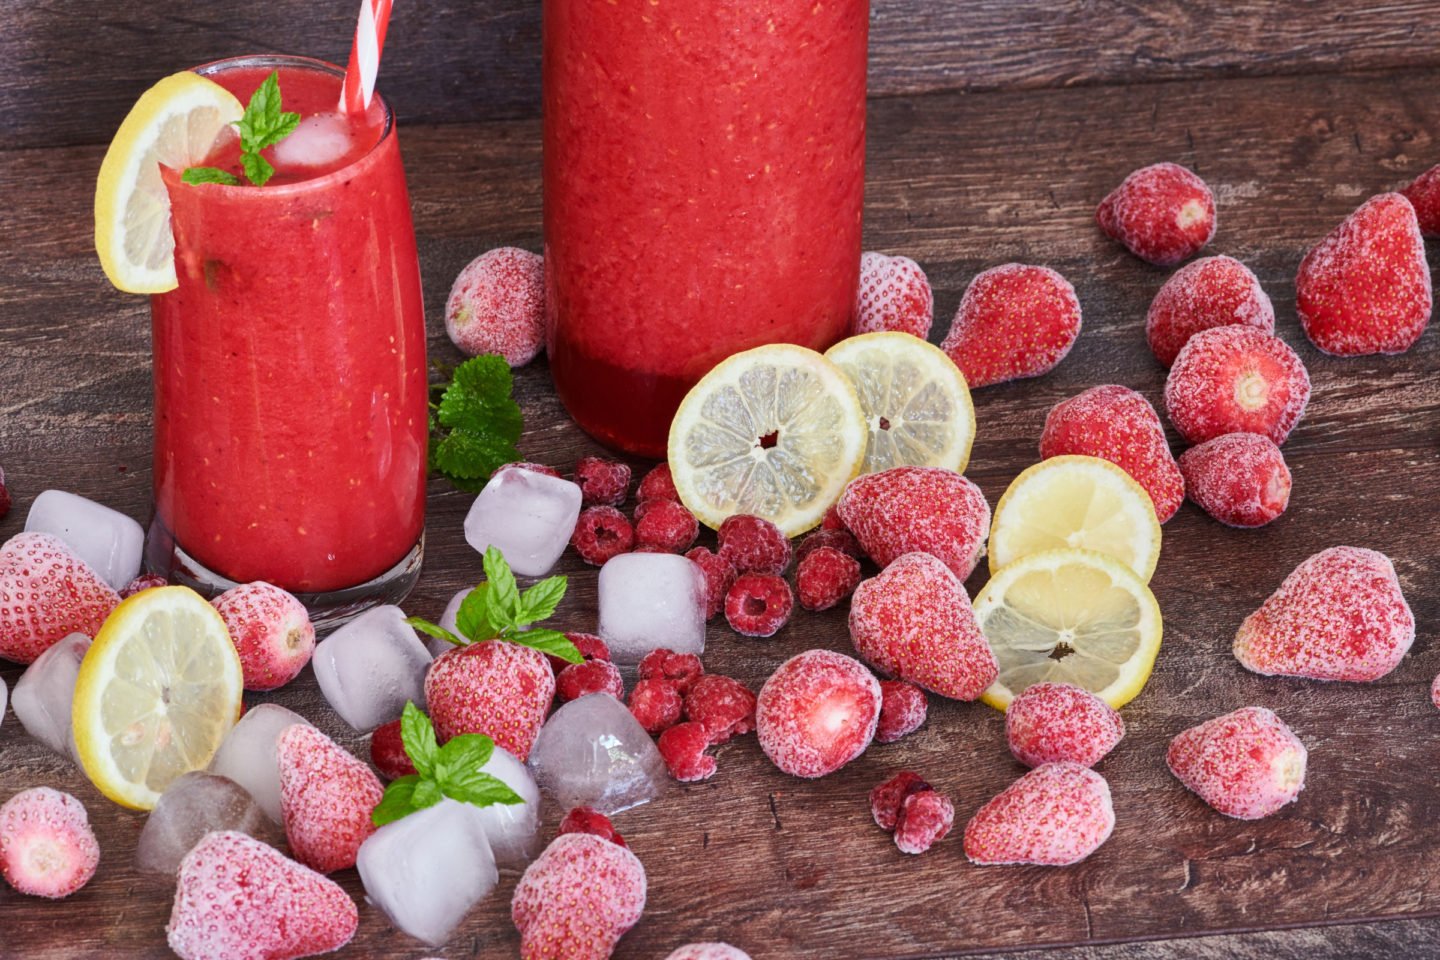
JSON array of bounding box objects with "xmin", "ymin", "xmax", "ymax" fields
[
  {"xmin": 399, "ymin": 702, "xmax": 438, "ymax": 778},
  {"xmin": 181, "ymin": 166, "xmax": 239, "ymax": 186},
  {"xmin": 429, "ymin": 355, "xmax": 523, "ymax": 489},
  {"xmin": 411, "ymin": 777, "xmax": 444, "ymax": 811},
  {"xmin": 482, "ymin": 547, "xmax": 521, "ymax": 625},
  {"xmin": 517, "ymin": 575, "xmax": 567, "ymax": 625},
  {"xmin": 455, "ymin": 583, "xmax": 497, "ymax": 643},
  {"xmin": 371, "ymin": 775, "xmax": 420, "ymax": 826},
  {"xmin": 241, "ymin": 151, "xmax": 275, "ymax": 188},
  {"xmin": 446, "ymin": 770, "xmax": 524, "ymax": 809},
  {"xmin": 433, "ymin": 733, "xmax": 496, "ymax": 789},
  {"xmin": 432, "ymin": 430, "xmax": 521, "ymax": 485},
  {"xmin": 506, "ymin": 627, "xmax": 582, "ymax": 664},
  {"xmin": 231, "ymin": 71, "xmax": 300, "ymax": 186},
  {"xmin": 404, "ymin": 616, "xmax": 465, "ymax": 648}
]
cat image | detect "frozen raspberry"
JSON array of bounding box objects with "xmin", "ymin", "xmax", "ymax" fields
[
  {"xmin": 1402, "ymin": 164, "xmax": 1440, "ymax": 237},
  {"xmin": 1146, "ymin": 256, "xmax": 1275, "ymax": 367},
  {"xmin": 849, "ymin": 552, "xmax": 998, "ymax": 701},
  {"xmin": 369, "ymin": 718, "xmax": 416, "ymax": 780},
  {"xmin": 684, "ymin": 547, "xmax": 738, "ymax": 619},
  {"xmin": 121, "ymin": 573, "xmax": 168, "ymax": 597},
  {"xmin": 628, "ymin": 678, "xmax": 684, "ymax": 734},
  {"xmin": 1234, "ymin": 546, "xmax": 1413, "ymax": 682},
  {"xmin": 870, "ymin": 771, "xmax": 932, "ymax": 831},
  {"xmin": 546, "ymin": 632, "xmax": 610, "ymax": 674},
  {"xmin": 852, "ymin": 251, "xmax": 934, "ymax": 338},
  {"xmin": 1096, "ymin": 162, "xmax": 1216, "ymax": 266},
  {"xmin": 664, "ymin": 945, "xmax": 752, "ymax": 960},
  {"xmin": 724, "ymin": 573, "xmax": 794, "ymax": 637},
  {"xmin": 1040, "ymin": 385, "xmax": 1184, "ymax": 522},
  {"xmin": 941, "ymin": 263, "xmax": 1082, "ymax": 388},
  {"xmin": 276, "ymin": 723, "xmax": 384, "ymax": 873},
  {"xmin": 558, "ymin": 806, "xmax": 627, "ymax": 847},
  {"xmin": 657, "ymin": 721, "xmax": 718, "ymax": 782},
  {"xmin": 756, "ymin": 649, "xmax": 882, "ymax": 779},
  {"xmin": 0, "ymin": 787, "xmax": 99, "ymax": 899},
  {"xmin": 445, "ymin": 247, "xmax": 545, "ymax": 366},
  {"xmin": 821, "ymin": 503, "xmax": 847, "ymax": 531},
  {"xmin": 1005, "ymin": 682, "xmax": 1125, "ymax": 768},
  {"xmin": 573, "ymin": 456, "xmax": 632, "ymax": 507},
  {"xmin": 1296, "ymin": 192, "xmax": 1432, "ymax": 356},
  {"xmin": 212, "ymin": 581, "xmax": 316, "ymax": 692},
  {"xmin": 571, "ymin": 505, "xmax": 635, "ymax": 566},
  {"xmin": 1179, "ymin": 433, "xmax": 1291, "ymax": 528},
  {"xmin": 684, "ymin": 675, "xmax": 757, "ymax": 744},
  {"xmin": 498, "ymin": 461, "xmax": 563, "ymax": 480},
  {"xmin": 634, "ymin": 498, "xmax": 699, "ymax": 553},
  {"xmin": 796, "ymin": 547, "xmax": 862, "ymax": 612},
  {"xmin": 964, "ymin": 762, "xmax": 1115, "ymax": 866},
  {"xmin": 1167, "ymin": 706, "xmax": 1307, "ymax": 819},
  {"xmin": 511, "ymin": 832, "xmax": 647, "ymax": 960},
  {"xmin": 0, "ymin": 467, "xmax": 9, "ymax": 521},
  {"xmin": 794, "ymin": 528, "xmax": 863, "ymax": 564},
  {"xmin": 557, "ymin": 659, "xmax": 625, "ymax": 703},
  {"xmin": 637, "ymin": 648, "xmax": 705, "ymax": 696},
  {"xmin": 0, "ymin": 532, "xmax": 120, "ymax": 664},
  {"xmin": 837, "ymin": 466, "xmax": 990, "ymax": 579},
  {"xmin": 636, "ymin": 462, "xmax": 679, "ymax": 502},
  {"xmin": 895, "ymin": 789, "xmax": 955, "ymax": 855},
  {"xmin": 875, "ymin": 680, "xmax": 928, "ymax": 744},
  {"xmin": 716, "ymin": 514, "xmax": 791, "ymax": 575},
  {"xmin": 1164, "ymin": 325, "xmax": 1311, "ymax": 446}
]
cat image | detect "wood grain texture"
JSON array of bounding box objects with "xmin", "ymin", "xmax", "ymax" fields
[{"xmin": 3, "ymin": 66, "xmax": 1440, "ymax": 958}]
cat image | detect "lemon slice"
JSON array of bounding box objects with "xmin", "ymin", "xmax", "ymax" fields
[
  {"xmin": 668, "ymin": 343, "xmax": 867, "ymax": 536},
  {"xmin": 975, "ymin": 548, "xmax": 1163, "ymax": 709},
  {"xmin": 989, "ymin": 455, "xmax": 1162, "ymax": 582},
  {"xmin": 95, "ymin": 71, "xmax": 244, "ymax": 293},
  {"xmin": 823, "ymin": 331, "xmax": 976, "ymax": 475},
  {"xmin": 72, "ymin": 586, "xmax": 243, "ymax": 810}
]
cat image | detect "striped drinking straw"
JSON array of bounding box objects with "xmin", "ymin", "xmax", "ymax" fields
[{"xmin": 339, "ymin": 0, "xmax": 394, "ymax": 113}]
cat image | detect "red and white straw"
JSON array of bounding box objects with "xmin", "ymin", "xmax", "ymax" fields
[{"xmin": 340, "ymin": 0, "xmax": 394, "ymax": 113}]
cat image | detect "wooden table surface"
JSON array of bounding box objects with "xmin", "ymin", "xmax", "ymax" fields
[{"xmin": 4, "ymin": 3, "xmax": 1440, "ymax": 958}]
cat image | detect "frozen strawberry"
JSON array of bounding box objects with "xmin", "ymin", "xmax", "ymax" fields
[
  {"xmin": 121, "ymin": 573, "xmax": 168, "ymax": 597},
  {"xmin": 796, "ymin": 546, "xmax": 862, "ymax": 611},
  {"xmin": 636, "ymin": 462, "xmax": 679, "ymax": 503},
  {"xmin": 637, "ymin": 648, "xmax": 704, "ymax": 696},
  {"xmin": 684, "ymin": 675, "xmax": 757, "ymax": 744},
  {"xmin": 684, "ymin": 547, "xmax": 738, "ymax": 619},
  {"xmin": 837, "ymin": 466, "xmax": 990, "ymax": 579},
  {"xmin": 664, "ymin": 945, "xmax": 752, "ymax": 960},
  {"xmin": 724, "ymin": 573, "xmax": 794, "ymax": 637},
  {"xmin": 941, "ymin": 263, "xmax": 1082, "ymax": 388},
  {"xmin": 276, "ymin": 724, "xmax": 384, "ymax": 873},
  {"xmin": 963, "ymin": 762, "xmax": 1115, "ymax": 866},
  {"xmin": 629, "ymin": 678, "xmax": 684, "ymax": 734},
  {"xmin": 717, "ymin": 514, "xmax": 791, "ymax": 575},
  {"xmin": 546, "ymin": 632, "xmax": 610, "ymax": 675},
  {"xmin": 794, "ymin": 527, "xmax": 863, "ymax": 564},
  {"xmin": 1096, "ymin": 162, "xmax": 1216, "ymax": 266},
  {"xmin": 512, "ymin": 832, "xmax": 646, "ymax": 960},
  {"xmin": 572, "ymin": 506, "xmax": 635, "ymax": 566},
  {"xmin": 0, "ymin": 787, "xmax": 99, "ymax": 899},
  {"xmin": 445, "ymin": 246, "xmax": 545, "ymax": 366},
  {"xmin": 1146, "ymin": 256, "xmax": 1275, "ymax": 367},
  {"xmin": 557, "ymin": 658, "xmax": 625, "ymax": 703},
  {"xmin": 870, "ymin": 771, "xmax": 932, "ymax": 831},
  {"xmin": 1178, "ymin": 433, "xmax": 1291, "ymax": 528},
  {"xmin": 1005, "ymin": 682, "xmax": 1125, "ymax": 769},
  {"xmin": 634, "ymin": 498, "xmax": 699, "ymax": 553},
  {"xmin": 875, "ymin": 680, "xmax": 928, "ymax": 744},
  {"xmin": 852, "ymin": 251, "xmax": 934, "ymax": 338},
  {"xmin": 574, "ymin": 456, "xmax": 632, "ymax": 507},
  {"xmin": 369, "ymin": 719, "xmax": 416, "ymax": 780},
  {"xmin": 1234, "ymin": 546, "xmax": 1413, "ymax": 682},
  {"xmin": 167, "ymin": 831, "xmax": 357, "ymax": 960},
  {"xmin": 849, "ymin": 552, "xmax": 998, "ymax": 701},
  {"xmin": 1401, "ymin": 164, "xmax": 1440, "ymax": 236},
  {"xmin": 657, "ymin": 721, "xmax": 718, "ymax": 782},
  {"xmin": 1296, "ymin": 193, "xmax": 1432, "ymax": 356},
  {"xmin": 559, "ymin": 806, "xmax": 627, "ymax": 848},
  {"xmin": 499, "ymin": 461, "xmax": 564, "ymax": 480},
  {"xmin": 1164, "ymin": 325, "xmax": 1311, "ymax": 445},
  {"xmin": 756, "ymin": 649, "xmax": 881, "ymax": 779},
  {"xmin": 0, "ymin": 532, "xmax": 120, "ymax": 664},
  {"xmin": 1039, "ymin": 385, "xmax": 1184, "ymax": 522},
  {"xmin": 1167, "ymin": 706, "xmax": 1306, "ymax": 819},
  {"xmin": 211, "ymin": 581, "xmax": 315, "ymax": 691},
  {"xmin": 425, "ymin": 639, "xmax": 555, "ymax": 761},
  {"xmin": 894, "ymin": 788, "xmax": 955, "ymax": 855}
]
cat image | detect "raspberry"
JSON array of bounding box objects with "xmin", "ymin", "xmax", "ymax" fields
[
  {"xmin": 1004, "ymin": 682, "xmax": 1125, "ymax": 768},
  {"xmin": 557, "ymin": 659, "xmax": 625, "ymax": 703},
  {"xmin": 852, "ymin": 251, "xmax": 934, "ymax": 338},
  {"xmin": 636, "ymin": 462, "xmax": 679, "ymax": 502},
  {"xmin": 1164, "ymin": 325, "xmax": 1311, "ymax": 446},
  {"xmin": 684, "ymin": 547, "xmax": 738, "ymax": 619},
  {"xmin": 546, "ymin": 632, "xmax": 610, "ymax": 674},
  {"xmin": 684, "ymin": 675, "xmax": 757, "ymax": 744},
  {"xmin": 498, "ymin": 461, "xmax": 563, "ymax": 480},
  {"xmin": 573, "ymin": 456, "xmax": 632, "ymax": 507},
  {"xmin": 570, "ymin": 506, "xmax": 635, "ymax": 566},
  {"xmin": 794, "ymin": 528, "xmax": 863, "ymax": 564},
  {"xmin": 1402, "ymin": 164, "xmax": 1440, "ymax": 237},
  {"xmin": 1167, "ymin": 706, "xmax": 1306, "ymax": 819},
  {"xmin": 716, "ymin": 514, "xmax": 791, "ymax": 575},
  {"xmin": 0, "ymin": 787, "xmax": 100, "ymax": 899},
  {"xmin": 940, "ymin": 263, "xmax": 1082, "ymax": 388},
  {"xmin": 657, "ymin": 721, "xmax": 718, "ymax": 782},
  {"xmin": 369, "ymin": 719, "xmax": 416, "ymax": 780},
  {"xmin": 637, "ymin": 648, "xmax": 705, "ymax": 696},
  {"xmin": 795, "ymin": 547, "xmax": 862, "ymax": 612},
  {"xmin": 558, "ymin": 806, "xmax": 627, "ymax": 847},
  {"xmin": 894, "ymin": 789, "xmax": 955, "ymax": 855},
  {"xmin": 628, "ymin": 678, "xmax": 683, "ymax": 734},
  {"xmin": 1096, "ymin": 162, "xmax": 1216, "ymax": 266},
  {"xmin": 869, "ymin": 771, "xmax": 932, "ymax": 831},
  {"xmin": 724, "ymin": 573, "xmax": 794, "ymax": 637},
  {"xmin": 121, "ymin": 573, "xmax": 168, "ymax": 597},
  {"xmin": 837, "ymin": 466, "xmax": 991, "ymax": 579},
  {"xmin": 445, "ymin": 247, "xmax": 545, "ymax": 366},
  {"xmin": 1178, "ymin": 433, "xmax": 1291, "ymax": 528},
  {"xmin": 634, "ymin": 498, "xmax": 699, "ymax": 553},
  {"xmin": 821, "ymin": 504, "xmax": 847, "ymax": 531},
  {"xmin": 963, "ymin": 762, "xmax": 1115, "ymax": 866},
  {"xmin": 1145, "ymin": 256, "xmax": 1276, "ymax": 367},
  {"xmin": 756, "ymin": 649, "xmax": 881, "ymax": 779},
  {"xmin": 875, "ymin": 680, "xmax": 928, "ymax": 744}
]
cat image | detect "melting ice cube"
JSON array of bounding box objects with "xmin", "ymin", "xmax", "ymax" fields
[
  {"xmin": 474, "ymin": 745, "xmax": 541, "ymax": 869},
  {"xmin": 463, "ymin": 468, "xmax": 582, "ymax": 577},
  {"xmin": 135, "ymin": 771, "xmax": 279, "ymax": 876},
  {"xmin": 207, "ymin": 703, "xmax": 309, "ymax": 823},
  {"xmin": 24, "ymin": 490, "xmax": 144, "ymax": 590},
  {"xmin": 312, "ymin": 604, "xmax": 432, "ymax": 732},
  {"xmin": 527, "ymin": 693, "xmax": 666, "ymax": 814},
  {"xmin": 12, "ymin": 632, "xmax": 91, "ymax": 760},
  {"xmin": 270, "ymin": 112, "xmax": 354, "ymax": 172},
  {"xmin": 597, "ymin": 552, "xmax": 706, "ymax": 663}
]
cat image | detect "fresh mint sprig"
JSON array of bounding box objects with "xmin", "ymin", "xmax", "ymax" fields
[
  {"xmin": 428, "ymin": 355, "xmax": 524, "ymax": 492},
  {"xmin": 371, "ymin": 702, "xmax": 523, "ymax": 826},
  {"xmin": 183, "ymin": 71, "xmax": 300, "ymax": 187}
]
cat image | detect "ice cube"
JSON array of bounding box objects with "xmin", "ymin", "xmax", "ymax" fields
[
  {"xmin": 426, "ymin": 588, "xmax": 470, "ymax": 657},
  {"xmin": 357, "ymin": 798, "xmax": 499, "ymax": 946},
  {"xmin": 12, "ymin": 632, "xmax": 90, "ymax": 760},
  {"xmin": 207, "ymin": 703, "xmax": 309, "ymax": 823},
  {"xmin": 463, "ymin": 468, "xmax": 582, "ymax": 577},
  {"xmin": 312, "ymin": 604, "xmax": 432, "ymax": 732},
  {"xmin": 597, "ymin": 553, "xmax": 706, "ymax": 663},
  {"xmin": 270, "ymin": 111, "xmax": 354, "ymax": 172},
  {"xmin": 527, "ymin": 693, "xmax": 666, "ymax": 814},
  {"xmin": 24, "ymin": 490, "xmax": 144, "ymax": 590},
  {"xmin": 135, "ymin": 771, "xmax": 279, "ymax": 876},
  {"xmin": 474, "ymin": 745, "xmax": 541, "ymax": 869}
]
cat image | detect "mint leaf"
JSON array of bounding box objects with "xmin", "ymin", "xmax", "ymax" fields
[
  {"xmin": 433, "ymin": 732, "xmax": 495, "ymax": 788},
  {"xmin": 517, "ymin": 575, "xmax": 567, "ymax": 625},
  {"xmin": 399, "ymin": 701, "xmax": 438, "ymax": 778},
  {"xmin": 371, "ymin": 775, "xmax": 420, "ymax": 826},
  {"xmin": 482, "ymin": 547, "xmax": 521, "ymax": 624},
  {"xmin": 411, "ymin": 778, "xmax": 443, "ymax": 811},
  {"xmin": 405, "ymin": 616, "xmax": 465, "ymax": 648},
  {"xmin": 455, "ymin": 583, "xmax": 496, "ymax": 643},
  {"xmin": 181, "ymin": 166, "xmax": 239, "ymax": 186},
  {"xmin": 241, "ymin": 151, "xmax": 276, "ymax": 188},
  {"xmin": 237, "ymin": 72, "xmax": 300, "ymax": 155},
  {"xmin": 507, "ymin": 627, "xmax": 582, "ymax": 664},
  {"xmin": 430, "ymin": 355, "xmax": 523, "ymax": 489},
  {"xmin": 446, "ymin": 770, "xmax": 524, "ymax": 809},
  {"xmin": 368, "ymin": 706, "xmax": 526, "ymax": 826}
]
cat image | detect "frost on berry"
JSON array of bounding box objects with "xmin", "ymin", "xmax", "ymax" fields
[
  {"xmin": 869, "ymin": 770, "xmax": 931, "ymax": 831},
  {"xmin": 637, "ymin": 649, "xmax": 705, "ymax": 696},
  {"xmin": 717, "ymin": 515, "xmax": 791, "ymax": 575},
  {"xmin": 724, "ymin": 573, "xmax": 794, "ymax": 637},
  {"xmin": 1163, "ymin": 325, "xmax": 1311, "ymax": 446},
  {"xmin": 963, "ymin": 762, "xmax": 1115, "ymax": 866},
  {"xmin": 628, "ymin": 678, "xmax": 683, "ymax": 734},
  {"xmin": 685, "ymin": 547, "xmax": 738, "ymax": 620},
  {"xmin": 940, "ymin": 263, "xmax": 1082, "ymax": 388},
  {"xmin": 571, "ymin": 506, "xmax": 635, "ymax": 566},
  {"xmin": 558, "ymin": 659, "xmax": 625, "ymax": 703},
  {"xmin": 0, "ymin": 787, "xmax": 100, "ymax": 899},
  {"xmin": 894, "ymin": 789, "xmax": 955, "ymax": 855},
  {"xmin": 852, "ymin": 251, "xmax": 934, "ymax": 339},
  {"xmin": 1004, "ymin": 682, "xmax": 1124, "ymax": 768},
  {"xmin": 559, "ymin": 806, "xmax": 627, "ymax": 847},
  {"xmin": 658, "ymin": 722, "xmax": 718, "ymax": 782},
  {"xmin": 756, "ymin": 650, "xmax": 881, "ymax": 779},
  {"xmin": 1166, "ymin": 706, "xmax": 1306, "ymax": 820},
  {"xmin": 1145, "ymin": 256, "xmax": 1275, "ymax": 367},
  {"xmin": 511, "ymin": 832, "xmax": 646, "ymax": 960},
  {"xmin": 837, "ymin": 466, "xmax": 990, "ymax": 580},
  {"xmin": 634, "ymin": 498, "xmax": 699, "ymax": 553},
  {"xmin": 1179, "ymin": 432, "xmax": 1291, "ymax": 528},
  {"xmin": 1096, "ymin": 162, "xmax": 1216, "ymax": 266},
  {"xmin": 796, "ymin": 546, "xmax": 862, "ymax": 612},
  {"xmin": 875, "ymin": 680, "xmax": 928, "ymax": 744},
  {"xmin": 684, "ymin": 675, "xmax": 757, "ymax": 744},
  {"xmin": 574, "ymin": 456, "xmax": 632, "ymax": 507},
  {"xmin": 636, "ymin": 462, "xmax": 679, "ymax": 503},
  {"xmin": 445, "ymin": 247, "xmax": 545, "ymax": 366}
]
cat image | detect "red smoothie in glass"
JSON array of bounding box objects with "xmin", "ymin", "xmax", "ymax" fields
[
  {"xmin": 543, "ymin": 0, "xmax": 869, "ymax": 456},
  {"xmin": 150, "ymin": 57, "xmax": 427, "ymax": 600}
]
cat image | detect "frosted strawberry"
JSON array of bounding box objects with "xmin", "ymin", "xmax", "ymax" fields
[
  {"xmin": 1296, "ymin": 193, "xmax": 1432, "ymax": 356},
  {"xmin": 1401, "ymin": 164, "xmax": 1440, "ymax": 237},
  {"xmin": 837, "ymin": 466, "xmax": 990, "ymax": 579},
  {"xmin": 756, "ymin": 649, "xmax": 882, "ymax": 779},
  {"xmin": 875, "ymin": 680, "xmax": 928, "ymax": 744},
  {"xmin": 445, "ymin": 246, "xmax": 545, "ymax": 366},
  {"xmin": 0, "ymin": 532, "xmax": 120, "ymax": 664},
  {"xmin": 276, "ymin": 723, "xmax": 384, "ymax": 873},
  {"xmin": 167, "ymin": 831, "xmax": 358, "ymax": 960},
  {"xmin": 665, "ymin": 945, "xmax": 753, "ymax": 960},
  {"xmin": 211, "ymin": 581, "xmax": 315, "ymax": 691},
  {"xmin": 1145, "ymin": 255, "xmax": 1275, "ymax": 367},
  {"xmin": 1164, "ymin": 325, "xmax": 1310, "ymax": 445},
  {"xmin": 424, "ymin": 640, "xmax": 555, "ymax": 760},
  {"xmin": 1005, "ymin": 682, "xmax": 1125, "ymax": 768},
  {"xmin": 369, "ymin": 719, "xmax": 416, "ymax": 780},
  {"xmin": 963, "ymin": 762, "xmax": 1115, "ymax": 866},
  {"xmin": 1178, "ymin": 433, "xmax": 1291, "ymax": 528},
  {"xmin": 1039, "ymin": 385, "xmax": 1184, "ymax": 522},
  {"xmin": 1166, "ymin": 706, "xmax": 1306, "ymax": 819},
  {"xmin": 941, "ymin": 263, "xmax": 1082, "ymax": 387},
  {"xmin": 849, "ymin": 553, "xmax": 997, "ymax": 700},
  {"xmin": 1096, "ymin": 162, "xmax": 1216, "ymax": 266},
  {"xmin": 1234, "ymin": 546, "xmax": 1413, "ymax": 682},
  {"xmin": 852, "ymin": 252, "xmax": 934, "ymax": 338},
  {"xmin": 511, "ymin": 832, "xmax": 647, "ymax": 960},
  {"xmin": 0, "ymin": 787, "xmax": 100, "ymax": 899}
]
